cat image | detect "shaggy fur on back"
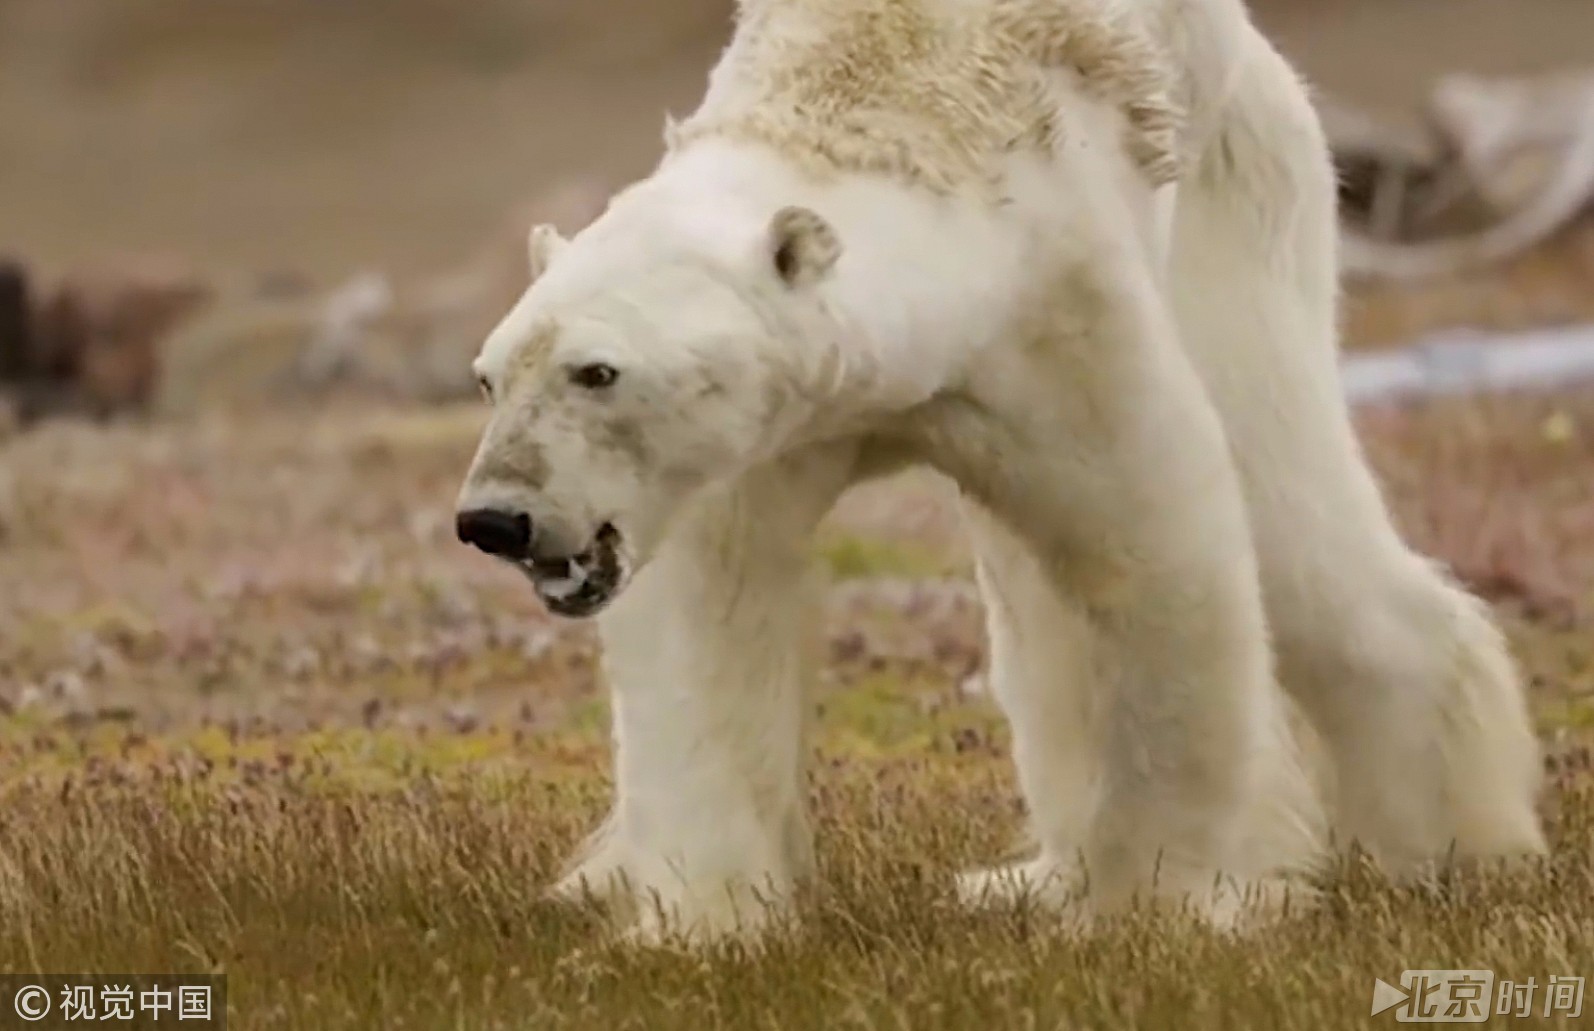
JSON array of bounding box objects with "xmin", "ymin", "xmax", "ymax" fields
[{"xmin": 670, "ymin": 0, "xmax": 1184, "ymax": 194}]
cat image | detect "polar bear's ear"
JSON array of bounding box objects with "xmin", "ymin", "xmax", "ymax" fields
[
  {"xmin": 527, "ymin": 224, "xmax": 569, "ymax": 282},
  {"xmin": 767, "ymin": 206, "xmax": 841, "ymax": 287}
]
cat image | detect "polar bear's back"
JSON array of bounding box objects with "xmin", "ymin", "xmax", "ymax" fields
[{"xmin": 670, "ymin": 0, "xmax": 1183, "ymax": 195}]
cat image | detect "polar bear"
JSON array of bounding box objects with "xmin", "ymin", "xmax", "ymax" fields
[{"xmin": 454, "ymin": 0, "xmax": 1546, "ymax": 942}]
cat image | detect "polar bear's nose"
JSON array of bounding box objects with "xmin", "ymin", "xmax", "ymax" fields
[{"xmin": 456, "ymin": 508, "xmax": 533, "ymax": 559}]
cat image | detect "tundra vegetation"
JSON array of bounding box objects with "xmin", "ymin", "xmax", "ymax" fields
[{"xmin": 1, "ymin": 393, "xmax": 1592, "ymax": 1028}]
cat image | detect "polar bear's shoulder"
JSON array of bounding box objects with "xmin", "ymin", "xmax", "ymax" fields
[{"xmin": 669, "ymin": 0, "xmax": 1184, "ymax": 194}]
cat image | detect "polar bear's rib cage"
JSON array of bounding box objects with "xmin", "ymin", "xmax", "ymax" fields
[{"xmin": 666, "ymin": 0, "xmax": 1185, "ymax": 194}]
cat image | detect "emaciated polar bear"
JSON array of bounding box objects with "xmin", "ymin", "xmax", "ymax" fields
[{"xmin": 454, "ymin": 0, "xmax": 1547, "ymax": 942}]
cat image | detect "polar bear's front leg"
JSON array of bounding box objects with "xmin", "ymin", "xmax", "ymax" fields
[{"xmin": 550, "ymin": 442, "xmax": 857, "ymax": 943}]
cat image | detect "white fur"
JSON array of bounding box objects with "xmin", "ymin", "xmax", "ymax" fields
[{"xmin": 461, "ymin": 0, "xmax": 1546, "ymax": 944}]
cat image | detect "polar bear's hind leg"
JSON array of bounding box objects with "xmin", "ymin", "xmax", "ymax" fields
[
  {"xmin": 954, "ymin": 502, "xmax": 1101, "ymax": 912},
  {"xmin": 918, "ymin": 251, "xmax": 1326, "ymax": 927},
  {"xmin": 1166, "ymin": 27, "xmax": 1546, "ymax": 874}
]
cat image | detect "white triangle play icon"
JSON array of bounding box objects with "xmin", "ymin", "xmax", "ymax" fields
[{"xmin": 1370, "ymin": 977, "xmax": 1411, "ymax": 1017}]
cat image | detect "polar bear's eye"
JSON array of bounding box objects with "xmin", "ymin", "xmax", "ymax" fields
[{"xmin": 569, "ymin": 363, "xmax": 619, "ymax": 390}]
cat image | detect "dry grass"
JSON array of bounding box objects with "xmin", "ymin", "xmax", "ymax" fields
[{"xmin": 3, "ymin": 393, "xmax": 1594, "ymax": 1028}]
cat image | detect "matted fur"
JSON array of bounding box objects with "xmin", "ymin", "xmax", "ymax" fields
[
  {"xmin": 460, "ymin": 0, "xmax": 1547, "ymax": 945},
  {"xmin": 669, "ymin": 0, "xmax": 1184, "ymax": 194}
]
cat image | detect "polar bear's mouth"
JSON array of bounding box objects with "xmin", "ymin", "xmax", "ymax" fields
[{"xmin": 518, "ymin": 522, "xmax": 628, "ymax": 618}]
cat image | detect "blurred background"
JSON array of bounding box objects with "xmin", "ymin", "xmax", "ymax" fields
[
  {"xmin": 3, "ymin": 7, "xmax": 1594, "ymax": 1012},
  {"xmin": 0, "ymin": 0, "xmax": 1591, "ymax": 420},
  {"xmin": 0, "ymin": 0, "xmax": 1586, "ymax": 269}
]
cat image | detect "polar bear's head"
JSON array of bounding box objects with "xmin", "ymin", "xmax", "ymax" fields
[{"xmin": 454, "ymin": 201, "xmax": 843, "ymax": 617}]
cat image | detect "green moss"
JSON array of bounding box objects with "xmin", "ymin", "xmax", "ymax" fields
[
  {"xmin": 1539, "ymin": 697, "xmax": 1594, "ymax": 733},
  {"xmin": 816, "ymin": 670, "xmax": 1005, "ymax": 757},
  {"xmin": 818, "ymin": 534, "xmax": 961, "ymax": 580}
]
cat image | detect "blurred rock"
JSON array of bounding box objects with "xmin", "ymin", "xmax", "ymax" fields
[
  {"xmin": 154, "ymin": 293, "xmax": 334, "ymax": 416},
  {"xmin": 0, "ymin": 393, "xmax": 18, "ymax": 443},
  {"xmin": 0, "ymin": 260, "xmax": 30, "ymax": 385},
  {"xmin": 298, "ymin": 271, "xmax": 395, "ymax": 386},
  {"xmin": 1336, "ymin": 69, "xmax": 1594, "ymax": 282},
  {"xmin": 295, "ymin": 177, "xmax": 614, "ymax": 402},
  {"xmin": 47, "ymin": 261, "xmax": 213, "ymax": 416},
  {"xmin": 1, "ymin": 256, "xmax": 213, "ymax": 426},
  {"xmin": 443, "ymin": 704, "xmax": 481, "ymax": 734},
  {"xmin": 151, "ymin": 178, "xmax": 615, "ymax": 413},
  {"xmin": 957, "ymin": 671, "xmax": 988, "ymax": 698}
]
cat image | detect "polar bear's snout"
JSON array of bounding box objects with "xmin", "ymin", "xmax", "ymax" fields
[
  {"xmin": 455, "ymin": 507, "xmax": 533, "ymax": 560},
  {"xmin": 455, "ymin": 496, "xmax": 629, "ymax": 618}
]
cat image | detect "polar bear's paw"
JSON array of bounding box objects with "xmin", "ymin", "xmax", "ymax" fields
[
  {"xmin": 957, "ymin": 855, "xmax": 1313, "ymax": 936},
  {"xmin": 1177, "ymin": 873, "xmax": 1317, "ymax": 933},
  {"xmin": 1092, "ymin": 868, "xmax": 1319, "ymax": 935},
  {"xmin": 619, "ymin": 889, "xmax": 789, "ymax": 949},
  {"xmin": 544, "ymin": 860, "xmax": 627, "ymax": 910},
  {"xmin": 956, "ymin": 855, "xmax": 1091, "ymax": 927},
  {"xmin": 547, "ymin": 852, "xmax": 796, "ymax": 947}
]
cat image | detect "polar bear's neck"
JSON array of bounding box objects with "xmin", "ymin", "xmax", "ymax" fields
[{"xmin": 643, "ymin": 137, "xmax": 1065, "ymax": 407}]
